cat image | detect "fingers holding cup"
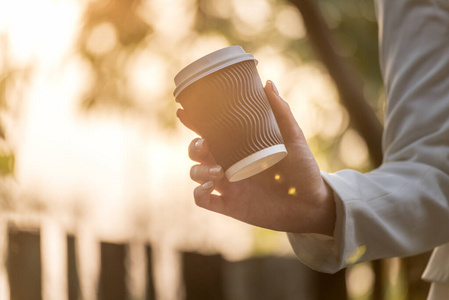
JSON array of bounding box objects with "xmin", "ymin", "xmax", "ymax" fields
[
  {"xmin": 174, "ymin": 46, "xmax": 287, "ymax": 183},
  {"xmin": 190, "ymin": 164, "xmax": 224, "ymax": 184},
  {"xmin": 188, "ymin": 138, "xmax": 217, "ymax": 165}
]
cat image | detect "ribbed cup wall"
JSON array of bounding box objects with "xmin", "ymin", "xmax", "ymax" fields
[{"xmin": 178, "ymin": 61, "xmax": 284, "ymax": 171}]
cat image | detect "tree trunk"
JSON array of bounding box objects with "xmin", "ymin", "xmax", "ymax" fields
[
  {"xmin": 287, "ymin": 0, "xmax": 385, "ymax": 298},
  {"xmin": 288, "ymin": 0, "xmax": 383, "ymax": 167}
]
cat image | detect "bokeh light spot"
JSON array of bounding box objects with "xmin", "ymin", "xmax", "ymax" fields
[
  {"xmin": 275, "ymin": 6, "xmax": 306, "ymax": 39},
  {"xmin": 288, "ymin": 187, "xmax": 297, "ymax": 196},
  {"xmin": 200, "ymin": 0, "xmax": 233, "ymax": 19},
  {"xmin": 86, "ymin": 22, "xmax": 118, "ymax": 56},
  {"xmin": 339, "ymin": 129, "xmax": 369, "ymax": 169},
  {"xmin": 347, "ymin": 262, "xmax": 374, "ymax": 298}
]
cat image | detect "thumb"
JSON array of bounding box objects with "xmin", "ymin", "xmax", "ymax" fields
[{"xmin": 264, "ymin": 80, "xmax": 305, "ymax": 144}]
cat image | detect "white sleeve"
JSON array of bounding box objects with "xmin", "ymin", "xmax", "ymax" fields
[{"xmin": 288, "ymin": 0, "xmax": 449, "ymax": 273}]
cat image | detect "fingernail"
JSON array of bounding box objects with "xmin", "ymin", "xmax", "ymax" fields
[
  {"xmin": 209, "ymin": 166, "xmax": 222, "ymax": 175},
  {"xmin": 202, "ymin": 181, "xmax": 214, "ymax": 190},
  {"xmin": 195, "ymin": 138, "xmax": 204, "ymax": 149},
  {"xmin": 271, "ymin": 81, "xmax": 279, "ymax": 96}
]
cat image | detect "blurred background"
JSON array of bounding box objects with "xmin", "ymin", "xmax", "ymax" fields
[{"xmin": 0, "ymin": 0, "xmax": 429, "ymax": 299}]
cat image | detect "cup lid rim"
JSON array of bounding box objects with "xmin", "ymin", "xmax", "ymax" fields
[{"xmin": 173, "ymin": 45, "xmax": 257, "ymax": 101}]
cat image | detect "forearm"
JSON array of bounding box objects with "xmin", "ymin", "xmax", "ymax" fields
[
  {"xmin": 290, "ymin": 163, "xmax": 449, "ymax": 273},
  {"xmin": 289, "ymin": 0, "xmax": 449, "ymax": 273}
]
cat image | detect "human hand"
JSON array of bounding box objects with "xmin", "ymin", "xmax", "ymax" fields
[{"xmin": 177, "ymin": 81, "xmax": 336, "ymax": 235}]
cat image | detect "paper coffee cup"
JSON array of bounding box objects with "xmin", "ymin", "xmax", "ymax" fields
[{"xmin": 174, "ymin": 46, "xmax": 287, "ymax": 182}]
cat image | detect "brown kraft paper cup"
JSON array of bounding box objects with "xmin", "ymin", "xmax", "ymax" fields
[{"xmin": 174, "ymin": 46, "xmax": 287, "ymax": 182}]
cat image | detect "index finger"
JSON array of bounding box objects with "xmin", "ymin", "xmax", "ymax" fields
[{"xmin": 188, "ymin": 138, "xmax": 217, "ymax": 165}]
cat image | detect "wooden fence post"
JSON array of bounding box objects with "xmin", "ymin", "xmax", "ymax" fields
[
  {"xmin": 403, "ymin": 253, "xmax": 432, "ymax": 300},
  {"xmin": 316, "ymin": 269, "xmax": 348, "ymax": 300},
  {"xmin": 182, "ymin": 253, "xmax": 347, "ymax": 300},
  {"xmin": 67, "ymin": 235, "xmax": 81, "ymax": 300},
  {"xmin": 182, "ymin": 252, "xmax": 225, "ymax": 300},
  {"xmin": 7, "ymin": 228, "xmax": 42, "ymax": 300},
  {"xmin": 146, "ymin": 245, "xmax": 155, "ymax": 300},
  {"xmin": 224, "ymin": 256, "xmax": 318, "ymax": 300},
  {"xmin": 98, "ymin": 242, "xmax": 127, "ymax": 300}
]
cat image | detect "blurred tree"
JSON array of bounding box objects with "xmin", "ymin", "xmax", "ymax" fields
[
  {"xmin": 288, "ymin": 0, "xmax": 383, "ymax": 167},
  {"xmin": 77, "ymin": 0, "xmax": 153, "ymax": 110}
]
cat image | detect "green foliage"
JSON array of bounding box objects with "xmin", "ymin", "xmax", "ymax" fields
[
  {"xmin": 321, "ymin": 0, "xmax": 382, "ymax": 104},
  {"xmin": 0, "ymin": 152, "xmax": 14, "ymax": 175},
  {"xmin": 0, "ymin": 39, "xmax": 16, "ymax": 176}
]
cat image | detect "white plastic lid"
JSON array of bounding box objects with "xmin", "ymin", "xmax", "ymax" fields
[
  {"xmin": 173, "ymin": 45, "xmax": 257, "ymax": 100},
  {"xmin": 225, "ymin": 144, "xmax": 288, "ymax": 182}
]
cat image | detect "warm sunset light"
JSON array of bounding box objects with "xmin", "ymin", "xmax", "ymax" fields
[{"xmin": 0, "ymin": 0, "xmax": 387, "ymax": 299}]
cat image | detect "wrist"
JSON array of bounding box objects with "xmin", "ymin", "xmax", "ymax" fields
[
  {"xmin": 314, "ymin": 178, "xmax": 336, "ymax": 236},
  {"xmin": 295, "ymin": 177, "xmax": 336, "ymax": 236}
]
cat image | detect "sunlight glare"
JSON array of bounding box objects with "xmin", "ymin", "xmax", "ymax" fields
[
  {"xmin": 127, "ymin": 51, "xmax": 168, "ymax": 103},
  {"xmin": 3, "ymin": 0, "xmax": 81, "ymax": 66}
]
